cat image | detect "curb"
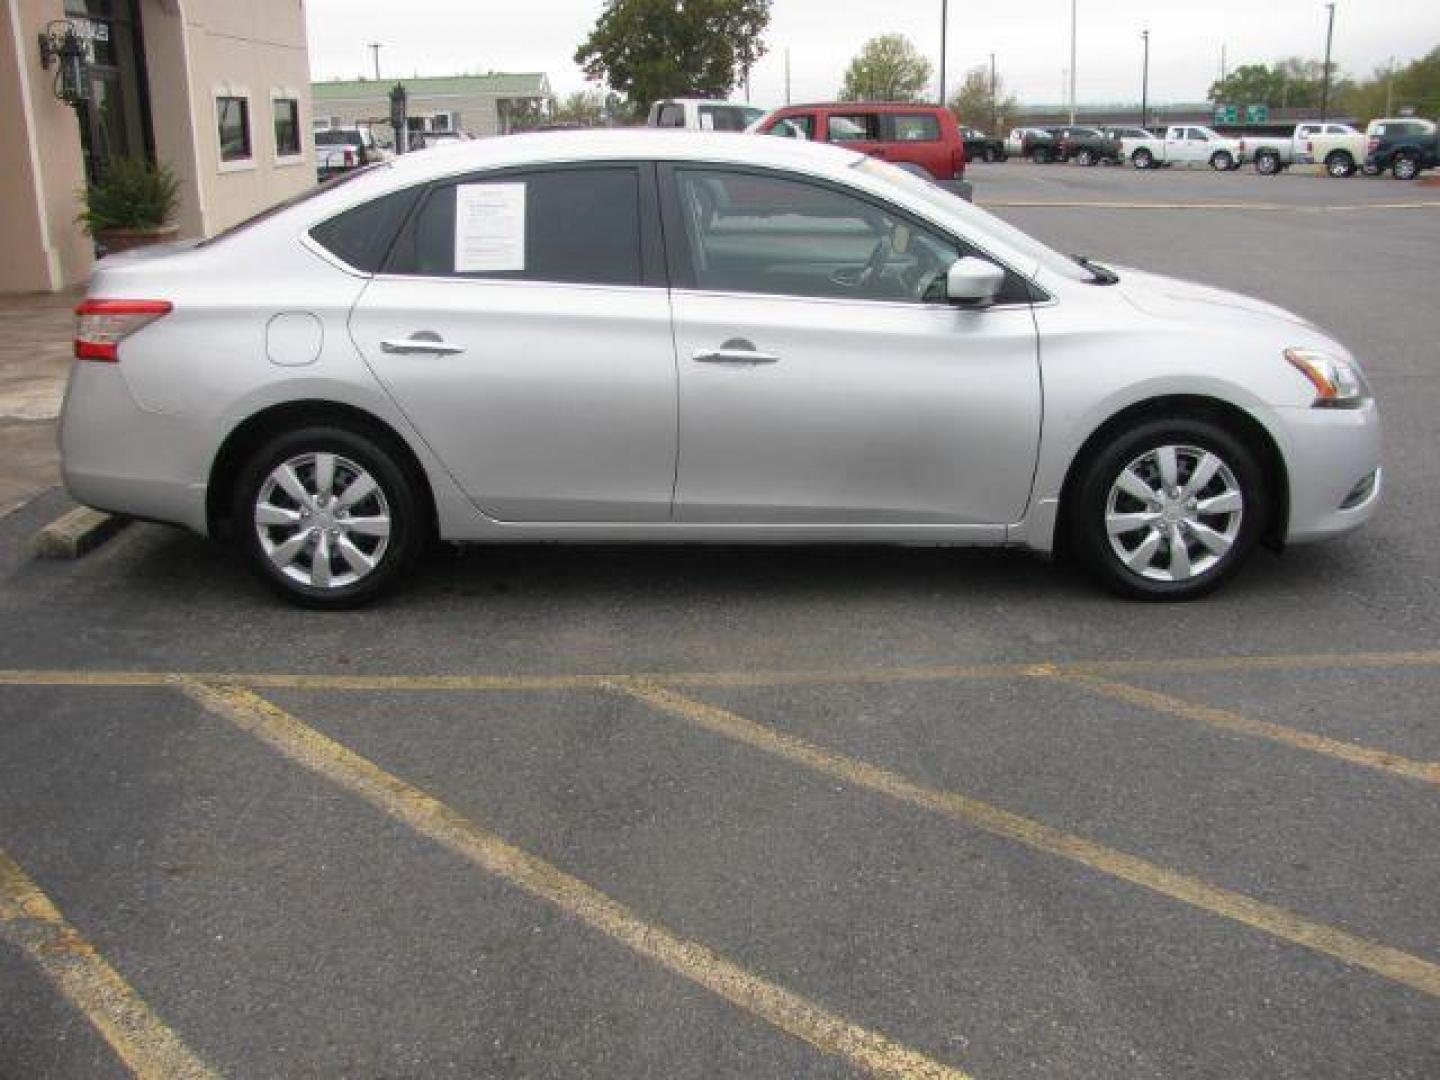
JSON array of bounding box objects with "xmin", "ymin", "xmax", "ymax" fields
[{"xmin": 33, "ymin": 507, "xmax": 129, "ymax": 559}]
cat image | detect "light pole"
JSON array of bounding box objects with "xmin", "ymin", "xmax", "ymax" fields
[
  {"xmin": 938, "ymin": 0, "xmax": 948, "ymax": 107},
  {"xmin": 1320, "ymin": 2, "xmax": 1336, "ymax": 122},
  {"xmin": 1068, "ymin": 0, "xmax": 1077, "ymax": 124},
  {"xmin": 368, "ymin": 42, "xmax": 382, "ymax": 81},
  {"xmin": 1140, "ymin": 30, "xmax": 1150, "ymax": 129},
  {"xmin": 989, "ymin": 52, "xmax": 997, "ymax": 136}
]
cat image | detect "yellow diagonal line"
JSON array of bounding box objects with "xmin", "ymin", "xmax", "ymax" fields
[
  {"xmin": 1038, "ymin": 668, "xmax": 1440, "ymax": 786},
  {"xmin": 610, "ymin": 679, "xmax": 1440, "ymax": 1001},
  {"xmin": 0, "ymin": 849, "xmax": 219, "ymax": 1080},
  {"xmin": 176, "ymin": 680, "xmax": 969, "ymax": 1080}
]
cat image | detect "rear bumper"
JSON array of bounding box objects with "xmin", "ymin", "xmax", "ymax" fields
[{"xmin": 59, "ymin": 362, "xmax": 210, "ymax": 534}]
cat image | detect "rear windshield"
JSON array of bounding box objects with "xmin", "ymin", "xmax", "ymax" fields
[
  {"xmin": 698, "ymin": 105, "xmax": 764, "ymax": 131},
  {"xmin": 315, "ymin": 130, "xmax": 362, "ymax": 146},
  {"xmin": 198, "ymin": 164, "xmax": 386, "ymax": 247}
]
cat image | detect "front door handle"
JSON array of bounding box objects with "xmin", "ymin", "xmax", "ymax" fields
[
  {"xmin": 692, "ymin": 338, "xmax": 779, "ymax": 365},
  {"xmin": 380, "ymin": 331, "xmax": 465, "ymax": 356}
]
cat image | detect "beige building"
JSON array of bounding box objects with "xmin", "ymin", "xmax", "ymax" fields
[
  {"xmin": 312, "ymin": 73, "xmax": 553, "ymax": 142},
  {"xmin": 1, "ymin": 0, "xmax": 315, "ymax": 294}
]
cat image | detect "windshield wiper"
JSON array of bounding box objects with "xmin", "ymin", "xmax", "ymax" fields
[{"xmin": 1071, "ymin": 254, "xmax": 1120, "ymax": 285}]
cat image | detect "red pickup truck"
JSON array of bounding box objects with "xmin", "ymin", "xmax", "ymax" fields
[{"xmin": 753, "ymin": 102, "xmax": 972, "ymax": 199}]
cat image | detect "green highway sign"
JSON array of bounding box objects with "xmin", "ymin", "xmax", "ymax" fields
[
  {"xmin": 1245, "ymin": 104, "xmax": 1270, "ymax": 124},
  {"xmin": 1214, "ymin": 105, "xmax": 1238, "ymax": 124}
]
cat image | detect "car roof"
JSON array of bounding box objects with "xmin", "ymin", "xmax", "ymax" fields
[
  {"xmin": 776, "ymin": 102, "xmax": 948, "ymax": 114},
  {"xmin": 654, "ymin": 98, "xmax": 757, "ymax": 108}
]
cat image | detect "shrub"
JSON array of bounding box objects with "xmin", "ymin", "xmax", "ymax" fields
[{"xmin": 80, "ymin": 157, "xmax": 180, "ymax": 234}]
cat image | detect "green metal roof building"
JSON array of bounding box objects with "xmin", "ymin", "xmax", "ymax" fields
[{"xmin": 311, "ymin": 73, "xmax": 553, "ymax": 139}]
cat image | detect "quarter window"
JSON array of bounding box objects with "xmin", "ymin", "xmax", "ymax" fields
[
  {"xmin": 827, "ymin": 113, "xmax": 880, "ymax": 141},
  {"xmin": 893, "ymin": 114, "xmax": 941, "ymax": 141},
  {"xmin": 273, "ymin": 97, "xmax": 301, "ymax": 157},
  {"xmin": 388, "ymin": 168, "xmax": 642, "ymax": 286},
  {"xmin": 216, "ymin": 95, "xmax": 251, "ymax": 162}
]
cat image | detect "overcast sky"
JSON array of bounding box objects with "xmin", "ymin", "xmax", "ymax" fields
[{"xmin": 307, "ymin": 0, "xmax": 1439, "ymax": 107}]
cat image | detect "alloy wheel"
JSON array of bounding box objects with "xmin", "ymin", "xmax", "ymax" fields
[
  {"xmin": 254, "ymin": 452, "xmax": 392, "ymax": 589},
  {"xmin": 1104, "ymin": 445, "xmax": 1244, "ymax": 583}
]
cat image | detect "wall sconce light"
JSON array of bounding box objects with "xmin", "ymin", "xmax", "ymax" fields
[{"xmin": 38, "ymin": 20, "xmax": 90, "ymax": 107}]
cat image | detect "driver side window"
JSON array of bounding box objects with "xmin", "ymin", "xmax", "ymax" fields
[{"xmin": 671, "ymin": 168, "xmax": 966, "ymax": 304}]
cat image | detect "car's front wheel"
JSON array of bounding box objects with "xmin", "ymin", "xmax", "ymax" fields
[
  {"xmin": 1069, "ymin": 418, "xmax": 1267, "ymax": 600},
  {"xmin": 1254, "ymin": 150, "xmax": 1281, "ymax": 175},
  {"xmin": 1210, "ymin": 151, "xmax": 1234, "ymax": 171},
  {"xmin": 1325, "ymin": 151, "xmax": 1355, "ymax": 177},
  {"xmin": 1393, "ymin": 154, "xmax": 1420, "ymax": 180},
  {"xmin": 234, "ymin": 425, "xmax": 425, "ymax": 608},
  {"xmin": 1132, "ymin": 148, "xmax": 1153, "ymax": 169}
]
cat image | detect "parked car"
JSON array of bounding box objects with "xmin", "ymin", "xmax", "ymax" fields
[
  {"xmin": 1364, "ymin": 117, "xmax": 1439, "ymax": 180},
  {"xmin": 1004, "ymin": 127, "xmax": 1049, "ymax": 157},
  {"xmin": 62, "ymin": 131, "xmax": 1379, "ymax": 607},
  {"xmin": 314, "ymin": 127, "xmax": 387, "ymax": 181},
  {"xmin": 1304, "ymin": 126, "xmax": 1370, "ymax": 177},
  {"xmin": 1099, "ymin": 126, "xmax": 1155, "ymax": 163},
  {"xmin": 753, "ymin": 102, "xmax": 970, "ymax": 198},
  {"xmin": 647, "ymin": 98, "xmax": 765, "ymax": 132},
  {"xmin": 959, "ymin": 126, "xmax": 1007, "ymax": 162},
  {"xmin": 1128, "ymin": 125, "xmax": 1242, "ymax": 170},
  {"xmin": 1019, "ymin": 128, "xmax": 1058, "ymax": 162},
  {"xmin": 1050, "ymin": 126, "xmax": 1122, "ymax": 166},
  {"xmin": 1237, "ymin": 122, "xmax": 1363, "ymax": 175},
  {"xmin": 414, "ymin": 130, "xmax": 473, "ymax": 151}
]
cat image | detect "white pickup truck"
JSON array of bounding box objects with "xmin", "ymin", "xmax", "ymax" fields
[
  {"xmin": 1236, "ymin": 122, "xmax": 1365, "ymax": 176},
  {"xmin": 1127, "ymin": 125, "xmax": 1243, "ymax": 171}
]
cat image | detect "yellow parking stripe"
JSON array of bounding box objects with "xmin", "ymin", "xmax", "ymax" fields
[
  {"xmin": 611, "ymin": 679, "xmax": 1440, "ymax": 1001},
  {"xmin": 176, "ymin": 680, "xmax": 969, "ymax": 1080},
  {"xmin": 0, "ymin": 649, "xmax": 1439, "ymax": 692},
  {"xmin": 1038, "ymin": 669, "xmax": 1440, "ymax": 786},
  {"xmin": 0, "ymin": 848, "xmax": 218, "ymax": 1080}
]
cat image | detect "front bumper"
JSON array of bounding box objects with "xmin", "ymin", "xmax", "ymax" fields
[{"xmin": 1278, "ymin": 399, "xmax": 1383, "ymax": 544}]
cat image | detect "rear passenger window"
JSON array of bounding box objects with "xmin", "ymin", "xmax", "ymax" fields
[
  {"xmin": 892, "ymin": 114, "xmax": 940, "ymax": 141},
  {"xmin": 387, "ymin": 168, "xmax": 641, "ymax": 286},
  {"xmin": 309, "ymin": 187, "xmax": 422, "ymax": 272},
  {"xmin": 828, "ymin": 113, "xmax": 880, "ymax": 142}
]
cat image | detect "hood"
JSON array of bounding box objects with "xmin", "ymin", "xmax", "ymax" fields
[{"xmin": 1117, "ymin": 268, "xmax": 1317, "ymax": 331}]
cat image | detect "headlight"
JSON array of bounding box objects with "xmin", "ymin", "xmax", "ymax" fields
[{"xmin": 1285, "ymin": 347, "xmax": 1367, "ymax": 407}]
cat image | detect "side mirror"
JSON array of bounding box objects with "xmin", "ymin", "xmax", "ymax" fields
[{"xmin": 945, "ymin": 256, "xmax": 1006, "ymax": 307}]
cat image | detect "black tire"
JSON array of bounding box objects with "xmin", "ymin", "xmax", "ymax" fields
[
  {"xmin": 1325, "ymin": 151, "xmax": 1355, "ymax": 178},
  {"xmin": 1393, "ymin": 154, "xmax": 1420, "ymax": 180},
  {"xmin": 1067, "ymin": 417, "xmax": 1269, "ymax": 601},
  {"xmin": 1076, "ymin": 148, "xmax": 1094, "ymax": 166},
  {"xmin": 1210, "ymin": 151, "xmax": 1234, "ymax": 171},
  {"xmin": 1254, "ymin": 150, "xmax": 1281, "ymax": 176},
  {"xmin": 1132, "ymin": 148, "xmax": 1153, "ymax": 170},
  {"xmin": 233, "ymin": 424, "xmax": 426, "ymax": 608},
  {"xmin": 983, "ymin": 146, "xmax": 998, "ymax": 163}
]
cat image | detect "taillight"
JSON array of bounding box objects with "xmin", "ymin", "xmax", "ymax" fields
[
  {"xmin": 1367, "ymin": 137, "xmax": 1379, "ymax": 153},
  {"xmin": 1238, "ymin": 139, "xmax": 1246, "ymax": 152},
  {"xmin": 952, "ymin": 145, "xmax": 965, "ymax": 177},
  {"xmin": 1304, "ymin": 140, "xmax": 1312, "ymax": 153},
  {"xmin": 74, "ymin": 299, "xmax": 172, "ymax": 362},
  {"xmin": 344, "ymin": 147, "xmax": 356, "ymax": 166}
]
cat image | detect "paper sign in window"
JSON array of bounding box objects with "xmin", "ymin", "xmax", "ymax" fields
[{"xmin": 454, "ymin": 183, "xmax": 526, "ymax": 273}]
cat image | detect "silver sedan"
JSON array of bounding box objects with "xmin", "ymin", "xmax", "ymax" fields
[{"xmin": 61, "ymin": 131, "xmax": 1381, "ymax": 606}]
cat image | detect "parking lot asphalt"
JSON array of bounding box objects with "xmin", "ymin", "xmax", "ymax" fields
[{"xmin": 2, "ymin": 163, "xmax": 1438, "ymax": 1079}]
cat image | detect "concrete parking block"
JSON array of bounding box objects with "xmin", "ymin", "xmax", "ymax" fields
[{"xmin": 33, "ymin": 506, "xmax": 128, "ymax": 559}]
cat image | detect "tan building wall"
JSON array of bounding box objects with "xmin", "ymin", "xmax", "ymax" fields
[
  {"xmin": 1, "ymin": 0, "xmax": 95, "ymax": 292},
  {"xmin": 0, "ymin": 0, "xmax": 314, "ymax": 295}
]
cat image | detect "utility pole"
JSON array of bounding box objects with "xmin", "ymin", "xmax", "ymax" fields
[
  {"xmin": 989, "ymin": 52, "xmax": 997, "ymax": 136},
  {"xmin": 785, "ymin": 48, "xmax": 791, "ymax": 105},
  {"xmin": 1385, "ymin": 55, "xmax": 1395, "ymax": 115},
  {"xmin": 1320, "ymin": 2, "xmax": 1336, "ymax": 122},
  {"xmin": 938, "ymin": 0, "xmax": 948, "ymax": 107},
  {"xmin": 1140, "ymin": 30, "xmax": 1150, "ymax": 129},
  {"xmin": 1068, "ymin": 0, "xmax": 1077, "ymax": 123},
  {"xmin": 368, "ymin": 42, "xmax": 382, "ymax": 81},
  {"xmin": 1219, "ymin": 42, "xmax": 1227, "ymax": 83}
]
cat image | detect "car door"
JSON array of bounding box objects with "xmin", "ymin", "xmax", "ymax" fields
[
  {"xmin": 659, "ymin": 165, "xmax": 1041, "ymax": 527},
  {"xmin": 349, "ymin": 164, "xmax": 679, "ymax": 522}
]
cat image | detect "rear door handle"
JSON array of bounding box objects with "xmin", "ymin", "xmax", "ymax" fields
[{"xmin": 380, "ymin": 332, "xmax": 465, "ymax": 356}]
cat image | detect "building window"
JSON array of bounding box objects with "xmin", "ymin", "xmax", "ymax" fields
[
  {"xmin": 273, "ymin": 97, "xmax": 301, "ymax": 157},
  {"xmin": 217, "ymin": 95, "xmax": 251, "ymax": 162}
]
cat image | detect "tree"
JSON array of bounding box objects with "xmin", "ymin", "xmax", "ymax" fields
[
  {"xmin": 1339, "ymin": 46, "xmax": 1440, "ymax": 122},
  {"xmin": 948, "ymin": 65, "xmax": 1017, "ymax": 135},
  {"xmin": 1207, "ymin": 57, "xmax": 1346, "ymax": 110},
  {"xmin": 575, "ymin": 0, "xmax": 771, "ymax": 112},
  {"xmin": 839, "ymin": 34, "xmax": 933, "ymax": 103},
  {"xmin": 550, "ymin": 90, "xmax": 615, "ymax": 128}
]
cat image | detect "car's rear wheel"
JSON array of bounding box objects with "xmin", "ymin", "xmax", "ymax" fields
[
  {"xmin": 1132, "ymin": 148, "xmax": 1153, "ymax": 170},
  {"xmin": 1255, "ymin": 150, "xmax": 1281, "ymax": 175},
  {"xmin": 983, "ymin": 146, "xmax": 998, "ymax": 162},
  {"xmin": 1210, "ymin": 150, "xmax": 1234, "ymax": 171},
  {"xmin": 1069, "ymin": 418, "xmax": 1267, "ymax": 600},
  {"xmin": 234, "ymin": 425, "xmax": 424, "ymax": 608},
  {"xmin": 1325, "ymin": 151, "xmax": 1355, "ymax": 177},
  {"xmin": 1393, "ymin": 153, "xmax": 1420, "ymax": 180},
  {"xmin": 1076, "ymin": 148, "xmax": 1094, "ymax": 166}
]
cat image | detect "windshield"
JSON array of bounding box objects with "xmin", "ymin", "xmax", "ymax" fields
[{"xmin": 853, "ymin": 158, "xmax": 1094, "ymax": 282}]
